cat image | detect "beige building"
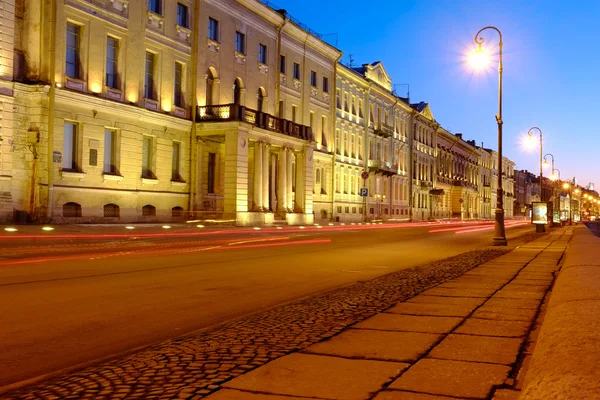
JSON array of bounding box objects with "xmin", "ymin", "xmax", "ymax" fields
[
  {"xmin": 435, "ymin": 131, "xmax": 480, "ymax": 220},
  {"xmin": 332, "ymin": 62, "xmax": 410, "ymax": 223},
  {"xmin": 478, "ymin": 147, "xmax": 494, "ymax": 219},
  {"xmin": 487, "ymin": 149, "xmax": 515, "ymax": 219}
]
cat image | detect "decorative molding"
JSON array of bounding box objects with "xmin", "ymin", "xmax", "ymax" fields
[
  {"xmin": 173, "ymin": 106, "xmax": 187, "ymax": 118},
  {"xmin": 171, "ymin": 180, "xmax": 187, "ymax": 187},
  {"xmin": 176, "ymin": 24, "xmax": 191, "ymax": 43},
  {"xmin": 293, "ymin": 79, "xmax": 301, "ymax": 90},
  {"xmin": 109, "ymin": 0, "xmax": 128, "ymax": 12},
  {"xmin": 258, "ymin": 62, "xmax": 268, "ymax": 74},
  {"xmin": 144, "ymin": 98, "xmax": 159, "ymax": 111},
  {"xmin": 207, "ymin": 38, "xmax": 220, "ymax": 53},
  {"xmin": 103, "ymin": 173, "xmax": 123, "ymax": 182},
  {"xmin": 146, "ymin": 10, "xmax": 164, "ymax": 32},
  {"xmin": 60, "ymin": 171, "xmax": 86, "ymax": 181},
  {"xmin": 322, "ymin": 93, "xmax": 330, "ymax": 102},
  {"xmin": 106, "ymin": 87, "xmax": 123, "ymax": 101},
  {"xmin": 234, "ymin": 51, "xmax": 246, "ymax": 65},
  {"xmin": 280, "ymin": 74, "xmax": 287, "ymax": 85},
  {"xmin": 65, "ymin": 77, "xmax": 86, "ymax": 92},
  {"xmin": 310, "ymin": 87, "xmax": 318, "ymax": 97}
]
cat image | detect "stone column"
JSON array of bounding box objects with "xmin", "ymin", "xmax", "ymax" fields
[
  {"xmin": 286, "ymin": 148, "xmax": 294, "ymax": 212},
  {"xmin": 262, "ymin": 143, "xmax": 269, "ymax": 211},
  {"xmin": 195, "ymin": 139, "xmax": 204, "ymax": 212},
  {"xmin": 270, "ymin": 154, "xmax": 277, "ymax": 212},
  {"xmin": 295, "ymin": 146, "xmax": 314, "ymax": 217},
  {"xmin": 277, "ymin": 149, "xmax": 287, "ymax": 214},
  {"xmin": 223, "ymin": 130, "xmax": 249, "ymax": 216},
  {"xmin": 253, "ymin": 142, "xmax": 263, "ymax": 211}
]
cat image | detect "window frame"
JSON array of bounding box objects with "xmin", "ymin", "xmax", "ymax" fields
[
  {"xmin": 235, "ymin": 31, "xmax": 246, "ymax": 54},
  {"xmin": 293, "ymin": 62, "xmax": 300, "ymax": 80},
  {"xmin": 66, "ymin": 22, "xmax": 81, "ymax": 79},
  {"xmin": 105, "ymin": 36, "xmax": 119, "ymax": 89},
  {"xmin": 258, "ymin": 43, "xmax": 268, "ymax": 65},
  {"xmin": 141, "ymin": 135, "xmax": 155, "ymax": 179},
  {"xmin": 147, "ymin": 0, "xmax": 161, "ymax": 15},
  {"xmin": 208, "ymin": 17, "xmax": 219, "ymax": 42},
  {"xmin": 310, "ymin": 70, "xmax": 317, "ymax": 87},
  {"xmin": 144, "ymin": 51, "xmax": 156, "ymax": 100},
  {"xmin": 176, "ymin": 3, "xmax": 188, "ymax": 28},
  {"xmin": 103, "ymin": 128, "xmax": 119, "ymax": 175},
  {"xmin": 207, "ymin": 152, "xmax": 217, "ymax": 194},
  {"xmin": 172, "ymin": 141, "xmax": 182, "ymax": 181},
  {"xmin": 62, "ymin": 122, "xmax": 81, "ymax": 172},
  {"xmin": 322, "ymin": 76, "xmax": 329, "ymax": 93},
  {"xmin": 174, "ymin": 61, "xmax": 184, "ymax": 107},
  {"xmin": 280, "ymin": 55, "xmax": 286, "ymax": 74}
]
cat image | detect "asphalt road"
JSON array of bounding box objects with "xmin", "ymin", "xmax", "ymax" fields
[{"xmin": 0, "ymin": 221, "xmax": 532, "ymax": 388}]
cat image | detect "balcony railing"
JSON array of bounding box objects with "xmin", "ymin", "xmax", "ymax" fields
[
  {"xmin": 197, "ymin": 104, "xmax": 314, "ymax": 141},
  {"xmin": 374, "ymin": 123, "xmax": 394, "ymax": 138},
  {"xmin": 368, "ymin": 160, "xmax": 398, "ymax": 176}
]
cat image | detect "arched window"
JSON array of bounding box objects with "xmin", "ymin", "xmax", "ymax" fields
[
  {"xmin": 206, "ymin": 67, "xmax": 218, "ymax": 106},
  {"xmin": 142, "ymin": 204, "xmax": 156, "ymax": 216},
  {"xmin": 234, "ymin": 77, "xmax": 243, "ymax": 105},
  {"xmin": 63, "ymin": 202, "xmax": 82, "ymax": 217},
  {"xmin": 257, "ymin": 87, "xmax": 266, "ymax": 112},
  {"xmin": 104, "ymin": 203, "xmax": 120, "ymax": 218},
  {"xmin": 172, "ymin": 206, "xmax": 184, "ymax": 218}
]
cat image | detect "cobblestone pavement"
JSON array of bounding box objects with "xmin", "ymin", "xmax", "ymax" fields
[{"xmin": 2, "ymin": 233, "xmax": 541, "ymax": 400}]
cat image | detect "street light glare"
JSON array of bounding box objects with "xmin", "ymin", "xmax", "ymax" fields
[
  {"xmin": 563, "ymin": 183, "xmax": 570, "ymax": 189},
  {"xmin": 468, "ymin": 46, "xmax": 490, "ymax": 71},
  {"xmin": 542, "ymin": 160, "xmax": 550, "ymax": 169}
]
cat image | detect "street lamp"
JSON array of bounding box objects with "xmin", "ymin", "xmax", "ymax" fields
[
  {"xmin": 473, "ymin": 26, "xmax": 506, "ymax": 246},
  {"xmin": 528, "ymin": 127, "xmax": 544, "ymax": 232},
  {"xmin": 543, "ymin": 153, "xmax": 554, "ymax": 172}
]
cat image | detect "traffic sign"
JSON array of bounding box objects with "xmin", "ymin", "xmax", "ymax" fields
[
  {"xmin": 361, "ymin": 171, "xmax": 369, "ymax": 180},
  {"xmin": 359, "ymin": 187, "xmax": 369, "ymax": 197}
]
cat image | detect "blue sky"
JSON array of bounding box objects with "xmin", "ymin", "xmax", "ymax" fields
[{"xmin": 271, "ymin": 0, "xmax": 600, "ymax": 188}]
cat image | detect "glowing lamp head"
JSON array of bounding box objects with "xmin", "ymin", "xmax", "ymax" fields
[
  {"xmin": 563, "ymin": 183, "xmax": 570, "ymax": 189},
  {"xmin": 575, "ymin": 189, "xmax": 580, "ymax": 194},
  {"xmin": 542, "ymin": 160, "xmax": 550, "ymax": 169},
  {"xmin": 469, "ymin": 46, "xmax": 490, "ymax": 71}
]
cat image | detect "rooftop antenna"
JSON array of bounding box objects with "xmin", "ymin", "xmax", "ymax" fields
[
  {"xmin": 393, "ymin": 83, "xmax": 410, "ymax": 102},
  {"xmin": 348, "ymin": 54, "xmax": 354, "ymax": 68}
]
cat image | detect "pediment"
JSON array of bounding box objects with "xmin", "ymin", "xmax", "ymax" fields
[
  {"xmin": 363, "ymin": 62, "xmax": 392, "ymax": 91},
  {"xmin": 421, "ymin": 104, "xmax": 434, "ymax": 121}
]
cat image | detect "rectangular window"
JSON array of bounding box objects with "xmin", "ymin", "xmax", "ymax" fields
[
  {"xmin": 235, "ymin": 31, "xmax": 245, "ymax": 54},
  {"xmin": 66, "ymin": 23, "xmax": 81, "ymax": 79},
  {"xmin": 207, "ymin": 152, "xmax": 216, "ymax": 193},
  {"xmin": 174, "ymin": 62, "xmax": 183, "ymax": 107},
  {"xmin": 208, "ymin": 17, "xmax": 219, "ymax": 41},
  {"xmin": 351, "ymin": 96, "xmax": 356, "ymax": 115},
  {"xmin": 310, "ymin": 111, "xmax": 315, "ymax": 129},
  {"xmin": 335, "ymin": 129, "xmax": 340, "ymax": 155},
  {"xmin": 144, "ymin": 51, "xmax": 156, "ymax": 100},
  {"xmin": 293, "ymin": 62, "xmax": 300, "ymax": 80},
  {"xmin": 62, "ymin": 122, "xmax": 79, "ymax": 171},
  {"xmin": 104, "ymin": 129, "xmax": 118, "ymax": 174},
  {"xmin": 280, "ymin": 55, "xmax": 286, "ymax": 74},
  {"xmin": 106, "ymin": 36, "xmax": 119, "ymax": 89},
  {"xmin": 322, "ymin": 77, "xmax": 329, "ymax": 93},
  {"xmin": 336, "ymin": 89, "xmax": 341, "ymax": 108},
  {"xmin": 172, "ymin": 142, "xmax": 181, "ymax": 181},
  {"xmin": 321, "ymin": 116, "xmax": 327, "ymax": 137},
  {"xmin": 258, "ymin": 44, "xmax": 267, "ymax": 64},
  {"xmin": 177, "ymin": 3, "xmax": 188, "ymax": 27},
  {"xmin": 344, "ymin": 93, "xmax": 349, "ymax": 112},
  {"xmin": 310, "ymin": 70, "xmax": 317, "ymax": 87},
  {"xmin": 142, "ymin": 136, "xmax": 153, "ymax": 178},
  {"xmin": 359, "ymin": 99, "xmax": 363, "ymax": 118},
  {"xmin": 291, "ymin": 105, "xmax": 298, "ymax": 122},
  {"xmin": 148, "ymin": 0, "xmax": 161, "ymax": 13}
]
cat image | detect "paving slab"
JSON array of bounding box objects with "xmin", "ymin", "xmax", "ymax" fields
[
  {"xmin": 388, "ymin": 358, "xmax": 511, "ymax": 399},
  {"xmin": 493, "ymin": 289, "xmax": 546, "ymax": 300},
  {"xmin": 454, "ymin": 318, "xmax": 530, "ymax": 337},
  {"xmin": 206, "ymin": 389, "xmax": 315, "ymax": 400},
  {"xmin": 484, "ymin": 297, "xmax": 541, "ymax": 310},
  {"xmin": 437, "ymin": 282, "xmax": 504, "ymax": 290},
  {"xmin": 428, "ymin": 333, "xmax": 522, "ymax": 365},
  {"xmin": 304, "ymin": 329, "xmax": 440, "ymax": 362},
  {"xmin": 222, "ymin": 353, "xmax": 407, "ymax": 400},
  {"xmin": 501, "ymin": 284, "xmax": 547, "ymax": 293},
  {"xmin": 405, "ymin": 295, "xmax": 486, "ymax": 308},
  {"xmin": 473, "ymin": 306, "xmax": 537, "ymax": 322},
  {"xmin": 491, "ymin": 388, "xmax": 521, "ymax": 400},
  {"xmin": 509, "ymin": 278, "xmax": 553, "ymax": 286},
  {"xmin": 373, "ymin": 390, "xmax": 457, "ymax": 399},
  {"xmin": 385, "ymin": 302, "xmax": 477, "ymax": 317},
  {"xmin": 354, "ymin": 313, "xmax": 462, "ymax": 334},
  {"xmin": 419, "ymin": 287, "xmax": 495, "ymax": 298}
]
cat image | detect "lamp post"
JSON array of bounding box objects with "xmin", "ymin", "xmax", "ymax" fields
[
  {"xmin": 474, "ymin": 26, "xmax": 506, "ymax": 246},
  {"xmin": 528, "ymin": 127, "xmax": 544, "ymax": 232},
  {"xmin": 563, "ymin": 182, "xmax": 572, "ymax": 225}
]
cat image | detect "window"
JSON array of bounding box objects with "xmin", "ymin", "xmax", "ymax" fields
[
  {"xmin": 142, "ymin": 204, "xmax": 156, "ymax": 216},
  {"xmin": 176, "ymin": 3, "xmax": 188, "ymax": 27},
  {"xmin": 310, "ymin": 70, "xmax": 317, "ymax": 87},
  {"xmin": 106, "ymin": 36, "xmax": 119, "ymax": 89},
  {"xmin": 351, "ymin": 96, "xmax": 356, "ymax": 115},
  {"xmin": 345, "ymin": 206, "xmax": 350, "ymax": 213},
  {"xmin": 172, "ymin": 142, "xmax": 181, "ymax": 181},
  {"xmin": 174, "ymin": 62, "xmax": 183, "ymax": 107},
  {"xmin": 208, "ymin": 18, "xmax": 219, "ymax": 41},
  {"xmin": 66, "ymin": 23, "xmax": 81, "ymax": 79},
  {"xmin": 148, "ymin": 0, "xmax": 161, "ymax": 14},
  {"xmin": 335, "ymin": 129, "xmax": 340, "ymax": 155},
  {"xmin": 316, "ymin": 169, "xmax": 321, "ymax": 184},
  {"xmin": 104, "ymin": 129, "xmax": 118, "ymax": 174},
  {"xmin": 142, "ymin": 136, "xmax": 154, "ymax": 179},
  {"xmin": 144, "ymin": 52, "xmax": 156, "ymax": 100},
  {"xmin": 322, "ymin": 77, "xmax": 329, "ymax": 93},
  {"xmin": 291, "ymin": 105, "xmax": 298, "ymax": 123},
  {"xmin": 172, "ymin": 206, "xmax": 184, "ymax": 218},
  {"xmin": 104, "ymin": 204, "xmax": 120, "ymax": 218},
  {"xmin": 280, "ymin": 55, "xmax": 286, "ymax": 74},
  {"xmin": 344, "ymin": 93, "xmax": 349, "ymax": 112},
  {"xmin": 235, "ymin": 31, "xmax": 245, "ymax": 54},
  {"xmin": 336, "ymin": 89, "xmax": 341, "ymax": 109},
  {"xmin": 63, "ymin": 202, "xmax": 82, "ymax": 218},
  {"xmin": 258, "ymin": 44, "xmax": 267, "ymax": 64},
  {"xmin": 359, "ymin": 99, "xmax": 363, "ymax": 118},
  {"xmin": 293, "ymin": 62, "xmax": 300, "ymax": 80},
  {"xmin": 207, "ymin": 152, "xmax": 216, "ymax": 194},
  {"xmin": 310, "ymin": 112, "xmax": 315, "ymax": 129},
  {"xmin": 63, "ymin": 122, "xmax": 79, "ymax": 171}
]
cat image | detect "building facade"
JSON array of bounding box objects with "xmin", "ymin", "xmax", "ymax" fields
[{"xmin": 1, "ymin": 0, "xmax": 520, "ymax": 225}]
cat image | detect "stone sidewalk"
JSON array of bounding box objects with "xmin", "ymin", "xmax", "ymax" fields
[{"xmin": 207, "ymin": 229, "xmax": 571, "ymax": 400}]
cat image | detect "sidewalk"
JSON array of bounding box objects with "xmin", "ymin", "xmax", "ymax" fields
[{"xmin": 206, "ymin": 228, "xmax": 571, "ymax": 400}]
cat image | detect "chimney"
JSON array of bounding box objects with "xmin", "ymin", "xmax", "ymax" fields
[{"xmin": 455, "ymin": 133, "xmax": 463, "ymax": 140}]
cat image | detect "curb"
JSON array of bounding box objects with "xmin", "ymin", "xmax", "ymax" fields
[{"xmin": 519, "ymin": 225, "xmax": 600, "ymax": 399}]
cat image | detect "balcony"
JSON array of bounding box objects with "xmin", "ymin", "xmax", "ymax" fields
[
  {"xmin": 197, "ymin": 104, "xmax": 313, "ymax": 141},
  {"xmin": 368, "ymin": 160, "xmax": 397, "ymax": 176},
  {"xmin": 374, "ymin": 123, "xmax": 394, "ymax": 138},
  {"xmin": 421, "ymin": 181, "xmax": 433, "ymax": 189}
]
